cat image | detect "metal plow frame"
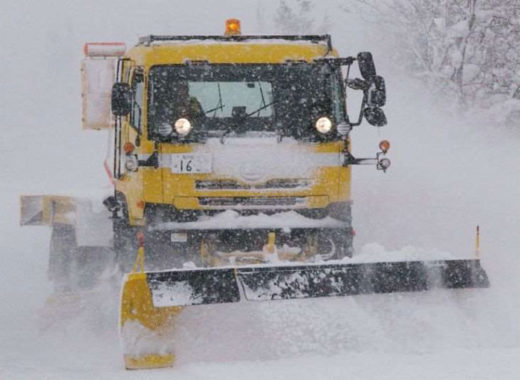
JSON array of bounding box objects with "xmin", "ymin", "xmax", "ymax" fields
[{"xmin": 120, "ymin": 258, "xmax": 489, "ymax": 369}]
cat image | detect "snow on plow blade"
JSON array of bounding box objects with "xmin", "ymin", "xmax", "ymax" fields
[
  {"xmin": 148, "ymin": 259, "xmax": 489, "ymax": 306},
  {"xmin": 120, "ymin": 259, "xmax": 488, "ymax": 369}
]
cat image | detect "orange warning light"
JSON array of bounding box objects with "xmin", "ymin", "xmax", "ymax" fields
[
  {"xmin": 379, "ymin": 140, "xmax": 390, "ymax": 153},
  {"xmin": 123, "ymin": 142, "xmax": 135, "ymax": 154},
  {"xmin": 225, "ymin": 19, "xmax": 241, "ymax": 36}
]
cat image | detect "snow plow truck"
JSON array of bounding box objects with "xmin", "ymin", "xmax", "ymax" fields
[{"xmin": 20, "ymin": 19, "xmax": 489, "ymax": 369}]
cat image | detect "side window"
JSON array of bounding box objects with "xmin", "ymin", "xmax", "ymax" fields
[{"xmin": 130, "ymin": 70, "xmax": 144, "ymax": 131}]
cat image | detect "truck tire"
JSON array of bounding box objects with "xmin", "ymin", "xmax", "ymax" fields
[
  {"xmin": 48, "ymin": 224, "xmax": 77, "ymax": 292},
  {"xmin": 113, "ymin": 218, "xmax": 138, "ymax": 274},
  {"xmin": 331, "ymin": 228, "xmax": 354, "ymax": 259},
  {"xmin": 75, "ymin": 246, "xmax": 114, "ymax": 289},
  {"xmin": 327, "ymin": 203, "xmax": 354, "ymax": 259},
  {"xmin": 49, "ymin": 224, "xmax": 115, "ymax": 291},
  {"xmin": 144, "ymin": 230, "xmax": 196, "ymax": 270}
]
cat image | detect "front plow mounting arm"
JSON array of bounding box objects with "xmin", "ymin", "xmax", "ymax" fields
[{"xmin": 120, "ymin": 258, "xmax": 489, "ymax": 369}]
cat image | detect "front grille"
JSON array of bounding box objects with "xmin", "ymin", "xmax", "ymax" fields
[
  {"xmin": 196, "ymin": 180, "xmax": 249, "ymax": 190},
  {"xmin": 198, "ymin": 197, "xmax": 307, "ymax": 208},
  {"xmin": 195, "ymin": 179, "xmax": 312, "ymax": 191}
]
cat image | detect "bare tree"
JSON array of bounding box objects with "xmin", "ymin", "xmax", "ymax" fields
[
  {"xmin": 274, "ymin": 0, "xmax": 330, "ymax": 34},
  {"xmin": 349, "ymin": 0, "xmax": 520, "ymax": 115}
]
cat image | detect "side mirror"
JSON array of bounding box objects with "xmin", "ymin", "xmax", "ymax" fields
[
  {"xmin": 364, "ymin": 107, "xmax": 387, "ymax": 127},
  {"xmin": 111, "ymin": 82, "xmax": 132, "ymax": 116},
  {"xmin": 357, "ymin": 52, "xmax": 376, "ymax": 80},
  {"xmin": 366, "ymin": 75, "xmax": 386, "ymax": 108}
]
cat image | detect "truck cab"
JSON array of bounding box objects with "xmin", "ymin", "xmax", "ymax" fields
[{"xmin": 106, "ymin": 20, "xmax": 388, "ymax": 269}]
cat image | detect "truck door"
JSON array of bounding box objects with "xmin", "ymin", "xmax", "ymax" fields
[{"xmin": 120, "ymin": 68, "xmax": 145, "ymax": 221}]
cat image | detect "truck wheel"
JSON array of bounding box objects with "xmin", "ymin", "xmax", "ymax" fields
[
  {"xmin": 48, "ymin": 224, "xmax": 77, "ymax": 292},
  {"xmin": 113, "ymin": 218, "xmax": 138, "ymax": 274},
  {"xmin": 144, "ymin": 230, "xmax": 190, "ymax": 270},
  {"xmin": 316, "ymin": 228, "xmax": 353, "ymax": 260},
  {"xmin": 327, "ymin": 203, "xmax": 354, "ymax": 259},
  {"xmin": 75, "ymin": 247, "xmax": 115, "ymax": 289},
  {"xmin": 49, "ymin": 224, "xmax": 115, "ymax": 291},
  {"xmin": 332, "ymin": 228, "xmax": 354, "ymax": 259}
]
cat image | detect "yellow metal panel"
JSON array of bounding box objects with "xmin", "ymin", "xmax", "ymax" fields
[
  {"xmin": 307, "ymin": 195, "xmax": 330, "ymax": 208},
  {"xmin": 311, "ymin": 141, "xmax": 343, "ymax": 153},
  {"xmin": 116, "ymin": 174, "xmax": 144, "ymax": 224},
  {"xmin": 158, "ymin": 165, "xmax": 349, "ymax": 210},
  {"xmin": 124, "ymin": 354, "xmax": 174, "ymax": 370},
  {"xmin": 142, "ymin": 169, "xmax": 164, "ymax": 203},
  {"xmin": 20, "ymin": 195, "xmax": 46, "ymax": 226},
  {"xmin": 172, "ymin": 197, "xmax": 199, "ymax": 209},
  {"xmin": 117, "ymin": 121, "xmax": 147, "ymax": 224},
  {"xmin": 337, "ymin": 166, "xmax": 352, "ymax": 202},
  {"xmin": 20, "ymin": 195, "xmax": 76, "ymax": 226},
  {"xmin": 120, "ymin": 272, "xmax": 182, "ymax": 369},
  {"xmin": 127, "ymin": 44, "xmax": 336, "ymax": 67},
  {"xmin": 157, "ymin": 140, "xmax": 341, "ymax": 155}
]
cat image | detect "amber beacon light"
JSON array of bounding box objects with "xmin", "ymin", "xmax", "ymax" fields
[
  {"xmin": 225, "ymin": 19, "xmax": 241, "ymax": 36},
  {"xmin": 379, "ymin": 140, "xmax": 391, "ymax": 153}
]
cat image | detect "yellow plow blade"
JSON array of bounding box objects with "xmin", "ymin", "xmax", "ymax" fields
[{"xmin": 120, "ymin": 272, "xmax": 182, "ymax": 369}]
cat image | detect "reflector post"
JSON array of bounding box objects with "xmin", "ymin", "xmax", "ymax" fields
[{"xmin": 225, "ymin": 19, "xmax": 241, "ymax": 36}]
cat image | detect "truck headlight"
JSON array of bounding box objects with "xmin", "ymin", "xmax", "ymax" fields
[
  {"xmin": 174, "ymin": 118, "xmax": 192, "ymax": 136},
  {"xmin": 158, "ymin": 123, "xmax": 173, "ymax": 137},
  {"xmin": 315, "ymin": 117, "xmax": 332, "ymax": 134}
]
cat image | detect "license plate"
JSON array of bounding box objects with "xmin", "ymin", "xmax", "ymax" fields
[{"xmin": 170, "ymin": 154, "xmax": 212, "ymax": 174}]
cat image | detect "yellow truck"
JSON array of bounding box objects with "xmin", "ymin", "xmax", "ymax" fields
[{"xmin": 21, "ymin": 19, "xmax": 488, "ymax": 370}]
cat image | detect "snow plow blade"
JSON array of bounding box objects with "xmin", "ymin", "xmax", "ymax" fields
[
  {"xmin": 120, "ymin": 259, "xmax": 488, "ymax": 369},
  {"xmin": 146, "ymin": 259, "xmax": 489, "ymax": 306}
]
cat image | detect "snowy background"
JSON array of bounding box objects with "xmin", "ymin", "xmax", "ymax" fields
[{"xmin": 1, "ymin": 0, "xmax": 519, "ymax": 379}]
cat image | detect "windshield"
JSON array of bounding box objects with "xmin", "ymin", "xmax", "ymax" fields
[{"xmin": 148, "ymin": 63, "xmax": 345, "ymax": 141}]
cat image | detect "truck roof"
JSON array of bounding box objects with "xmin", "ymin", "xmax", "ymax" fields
[{"xmin": 125, "ymin": 35, "xmax": 338, "ymax": 67}]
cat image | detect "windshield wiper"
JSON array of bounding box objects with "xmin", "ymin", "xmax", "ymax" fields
[
  {"xmin": 204, "ymin": 104, "xmax": 225, "ymax": 114},
  {"xmin": 220, "ymin": 100, "xmax": 278, "ymax": 144},
  {"xmin": 256, "ymin": 81, "xmax": 267, "ymax": 117},
  {"xmin": 207, "ymin": 83, "xmax": 225, "ymax": 117}
]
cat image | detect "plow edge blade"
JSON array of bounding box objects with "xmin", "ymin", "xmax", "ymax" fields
[
  {"xmin": 144, "ymin": 259, "xmax": 489, "ymax": 307},
  {"xmin": 237, "ymin": 259, "xmax": 489, "ymax": 301}
]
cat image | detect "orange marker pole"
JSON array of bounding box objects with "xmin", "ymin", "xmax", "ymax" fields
[
  {"xmin": 475, "ymin": 225, "xmax": 480, "ymax": 259},
  {"xmin": 132, "ymin": 231, "xmax": 146, "ymax": 273}
]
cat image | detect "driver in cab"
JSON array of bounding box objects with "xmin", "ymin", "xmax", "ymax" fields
[{"xmin": 173, "ymin": 82, "xmax": 205, "ymax": 122}]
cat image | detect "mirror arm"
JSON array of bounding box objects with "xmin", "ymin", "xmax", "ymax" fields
[
  {"xmin": 349, "ymin": 93, "xmax": 367, "ymax": 127},
  {"xmin": 344, "ymin": 156, "xmax": 377, "ymax": 165},
  {"xmin": 343, "ymin": 61, "xmax": 368, "ymax": 128},
  {"xmin": 343, "ymin": 151, "xmax": 390, "ymax": 172},
  {"xmin": 342, "ymin": 149, "xmax": 378, "ymax": 166}
]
